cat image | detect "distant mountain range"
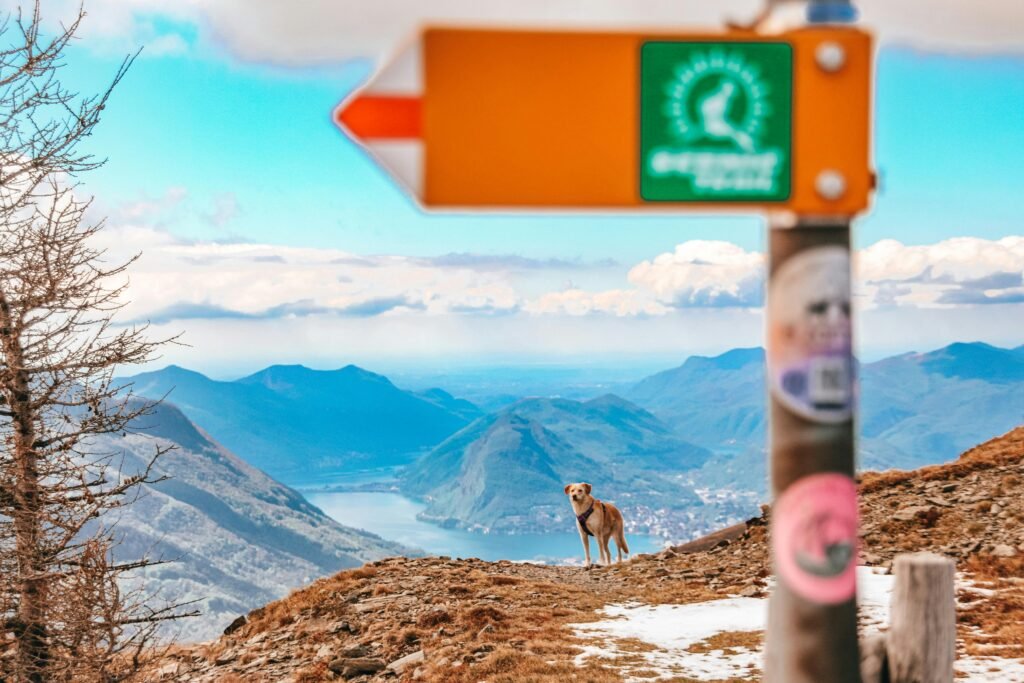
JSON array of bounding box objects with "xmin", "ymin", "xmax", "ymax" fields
[
  {"xmin": 118, "ymin": 365, "xmax": 479, "ymax": 483},
  {"xmin": 105, "ymin": 401, "xmax": 408, "ymax": 640},
  {"xmin": 119, "ymin": 342, "xmax": 1024, "ymax": 542},
  {"xmin": 402, "ymin": 396, "xmax": 712, "ymax": 535},
  {"xmin": 627, "ymin": 347, "xmax": 767, "ymax": 450},
  {"xmin": 626, "ymin": 342, "xmax": 1024, "ymax": 495},
  {"xmin": 99, "ymin": 342, "xmax": 1024, "ymax": 638},
  {"xmin": 860, "ymin": 342, "xmax": 1024, "ymax": 464}
]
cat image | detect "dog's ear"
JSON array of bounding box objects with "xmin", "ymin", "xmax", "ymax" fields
[
  {"xmin": 564, "ymin": 484, "xmax": 572, "ymax": 495},
  {"xmin": 583, "ymin": 483, "xmax": 592, "ymax": 494}
]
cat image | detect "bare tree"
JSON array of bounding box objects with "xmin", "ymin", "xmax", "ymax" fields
[{"xmin": 0, "ymin": 3, "xmax": 193, "ymax": 681}]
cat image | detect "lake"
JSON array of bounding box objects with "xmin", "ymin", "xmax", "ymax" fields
[{"xmin": 306, "ymin": 490, "xmax": 667, "ymax": 564}]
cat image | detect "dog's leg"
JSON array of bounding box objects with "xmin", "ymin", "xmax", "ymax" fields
[
  {"xmin": 579, "ymin": 530, "xmax": 592, "ymax": 568},
  {"xmin": 615, "ymin": 525, "xmax": 629, "ymax": 563},
  {"xmin": 600, "ymin": 535, "xmax": 611, "ymax": 566}
]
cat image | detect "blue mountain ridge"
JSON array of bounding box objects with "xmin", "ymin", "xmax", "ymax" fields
[
  {"xmin": 100, "ymin": 399, "xmax": 408, "ymax": 640},
  {"xmin": 121, "ymin": 341, "xmax": 1024, "ymax": 538},
  {"xmin": 118, "ymin": 364, "xmax": 479, "ymax": 483},
  {"xmin": 401, "ymin": 395, "xmax": 711, "ymax": 534},
  {"xmin": 625, "ymin": 342, "xmax": 1024, "ymax": 494}
]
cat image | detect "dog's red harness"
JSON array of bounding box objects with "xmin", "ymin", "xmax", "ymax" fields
[{"xmin": 577, "ymin": 501, "xmax": 597, "ymax": 536}]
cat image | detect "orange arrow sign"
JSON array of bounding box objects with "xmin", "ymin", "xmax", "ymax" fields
[{"xmin": 335, "ymin": 26, "xmax": 873, "ymax": 216}]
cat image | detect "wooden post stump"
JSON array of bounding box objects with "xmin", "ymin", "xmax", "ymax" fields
[{"xmin": 888, "ymin": 553, "xmax": 956, "ymax": 683}]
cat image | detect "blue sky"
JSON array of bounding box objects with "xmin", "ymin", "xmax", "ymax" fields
[
  {"xmin": 35, "ymin": 1, "xmax": 1024, "ymax": 374},
  {"xmin": 69, "ymin": 42, "xmax": 1024, "ymax": 258}
]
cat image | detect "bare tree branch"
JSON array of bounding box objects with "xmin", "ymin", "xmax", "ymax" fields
[{"xmin": 0, "ymin": 4, "xmax": 191, "ymax": 681}]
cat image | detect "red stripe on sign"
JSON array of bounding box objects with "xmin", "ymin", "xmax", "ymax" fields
[{"xmin": 336, "ymin": 95, "xmax": 422, "ymax": 140}]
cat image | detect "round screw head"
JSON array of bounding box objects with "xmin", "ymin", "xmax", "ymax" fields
[
  {"xmin": 816, "ymin": 41, "xmax": 846, "ymax": 73},
  {"xmin": 816, "ymin": 170, "xmax": 847, "ymax": 200}
]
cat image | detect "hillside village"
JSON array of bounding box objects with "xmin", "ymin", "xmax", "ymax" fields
[{"xmin": 143, "ymin": 426, "xmax": 1024, "ymax": 682}]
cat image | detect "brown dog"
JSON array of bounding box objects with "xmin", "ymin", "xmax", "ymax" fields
[{"xmin": 564, "ymin": 482, "xmax": 629, "ymax": 566}]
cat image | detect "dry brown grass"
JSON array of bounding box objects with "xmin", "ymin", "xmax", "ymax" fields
[
  {"xmin": 966, "ymin": 521, "xmax": 986, "ymax": 535},
  {"xmin": 294, "ymin": 661, "xmax": 330, "ymax": 682},
  {"xmin": 686, "ymin": 630, "xmax": 764, "ymax": 655},
  {"xmin": 416, "ymin": 609, "xmax": 452, "ymax": 628},
  {"xmin": 964, "ymin": 554, "xmax": 1024, "ymax": 581},
  {"xmin": 959, "ymin": 556, "xmax": 1024, "ymax": 659},
  {"xmin": 461, "ymin": 645, "xmax": 624, "ymax": 683},
  {"xmin": 348, "ymin": 566, "xmax": 378, "ymax": 580},
  {"xmin": 860, "ymin": 426, "xmax": 1024, "ymax": 494},
  {"xmin": 489, "ymin": 575, "xmax": 523, "ymax": 586},
  {"xmin": 406, "ymin": 557, "xmax": 755, "ymax": 682},
  {"xmin": 459, "ymin": 604, "xmax": 509, "ymax": 630}
]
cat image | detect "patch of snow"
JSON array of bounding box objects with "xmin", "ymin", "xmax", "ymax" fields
[
  {"xmin": 857, "ymin": 565, "xmax": 895, "ymax": 633},
  {"xmin": 574, "ymin": 640, "xmax": 761, "ymax": 681},
  {"xmin": 573, "ymin": 566, "xmax": 1016, "ymax": 682},
  {"xmin": 956, "ymin": 655, "xmax": 1024, "ymax": 682},
  {"xmin": 574, "ymin": 597, "xmax": 766, "ymax": 650},
  {"xmin": 572, "ymin": 597, "xmax": 767, "ymax": 679}
]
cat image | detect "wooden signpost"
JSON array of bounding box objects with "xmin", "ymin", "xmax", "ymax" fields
[{"xmin": 335, "ymin": 1, "xmax": 894, "ymax": 681}]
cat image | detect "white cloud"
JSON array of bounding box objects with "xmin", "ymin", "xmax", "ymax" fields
[
  {"xmin": 858, "ymin": 236, "xmax": 1024, "ymax": 307},
  {"xmin": 628, "ymin": 240, "xmax": 765, "ymax": 308},
  {"xmin": 12, "ymin": 0, "xmax": 1024, "ymax": 68},
  {"xmin": 166, "ymin": 1, "xmax": 1024, "ymax": 64},
  {"xmin": 142, "ymin": 31, "xmax": 190, "ymax": 56},
  {"xmin": 101, "ymin": 187, "xmax": 188, "ymax": 226},
  {"xmin": 94, "ymin": 223, "xmax": 524, "ymax": 323},
  {"xmin": 134, "ymin": 299, "xmax": 1024, "ymax": 374},
  {"xmin": 80, "ymin": 216, "xmax": 1024, "ymax": 369},
  {"xmin": 98, "ymin": 217, "xmax": 1024, "ymax": 329},
  {"xmin": 627, "ymin": 236, "xmax": 1024, "ymax": 313}
]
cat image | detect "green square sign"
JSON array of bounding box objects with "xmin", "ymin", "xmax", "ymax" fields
[{"xmin": 640, "ymin": 41, "xmax": 793, "ymax": 203}]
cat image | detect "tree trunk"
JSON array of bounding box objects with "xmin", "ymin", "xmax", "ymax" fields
[
  {"xmin": 0, "ymin": 6, "xmax": 190, "ymax": 676},
  {"xmin": 0, "ymin": 294, "xmax": 49, "ymax": 682}
]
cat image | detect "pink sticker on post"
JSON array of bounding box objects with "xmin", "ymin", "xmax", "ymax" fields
[{"xmin": 773, "ymin": 472, "xmax": 858, "ymax": 605}]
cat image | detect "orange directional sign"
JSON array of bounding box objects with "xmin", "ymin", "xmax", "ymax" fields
[{"xmin": 336, "ymin": 26, "xmax": 873, "ymax": 216}]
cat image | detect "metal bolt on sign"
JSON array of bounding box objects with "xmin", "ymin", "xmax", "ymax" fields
[
  {"xmin": 816, "ymin": 170, "xmax": 848, "ymax": 200},
  {"xmin": 816, "ymin": 41, "xmax": 847, "ymax": 72}
]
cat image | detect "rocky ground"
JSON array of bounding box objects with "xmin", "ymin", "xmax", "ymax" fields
[{"xmin": 145, "ymin": 426, "xmax": 1024, "ymax": 682}]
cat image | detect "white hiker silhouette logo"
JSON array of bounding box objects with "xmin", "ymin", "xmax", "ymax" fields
[
  {"xmin": 645, "ymin": 47, "xmax": 787, "ymax": 197},
  {"xmin": 699, "ymin": 80, "xmax": 755, "ymax": 152},
  {"xmin": 664, "ymin": 50, "xmax": 769, "ymax": 151}
]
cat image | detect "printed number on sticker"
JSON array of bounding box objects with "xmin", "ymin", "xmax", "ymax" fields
[{"xmin": 808, "ymin": 357, "xmax": 849, "ymax": 408}]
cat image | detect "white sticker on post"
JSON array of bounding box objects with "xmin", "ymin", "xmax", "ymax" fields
[{"xmin": 767, "ymin": 245, "xmax": 854, "ymax": 423}]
